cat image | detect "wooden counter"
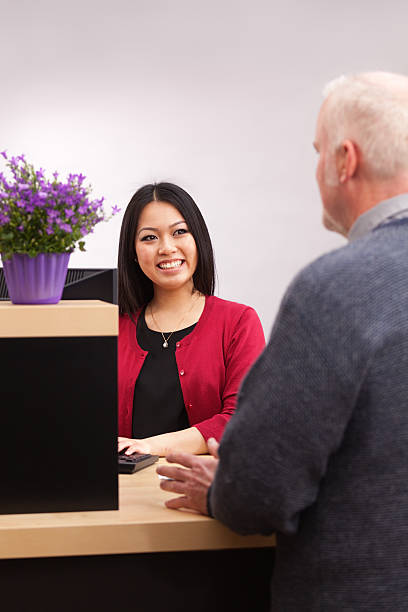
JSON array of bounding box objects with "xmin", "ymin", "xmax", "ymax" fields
[
  {"xmin": 0, "ymin": 299, "xmax": 118, "ymax": 337},
  {"xmin": 0, "ymin": 300, "xmax": 274, "ymax": 611},
  {"xmin": 0, "ymin": 459, "xmax": 275, "ymax": 560}
]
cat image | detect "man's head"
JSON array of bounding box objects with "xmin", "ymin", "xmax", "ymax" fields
[{"xmin": 314, "ymin": 72, "xmax": 408, "ymax": 236}]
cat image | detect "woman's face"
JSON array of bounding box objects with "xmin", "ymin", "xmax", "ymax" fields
[{"xmin": 135, "ymin": 200, "xmax": 198, "ymax": 293}]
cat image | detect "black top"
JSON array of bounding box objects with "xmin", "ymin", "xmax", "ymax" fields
[{"xmin": 132, "ymin": 309, "xmax": 196, "ymax": 438}]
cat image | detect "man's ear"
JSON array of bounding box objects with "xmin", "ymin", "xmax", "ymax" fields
[{"xmin": 336, "ymin": 139, "xmax": 358, "ymax": 183}]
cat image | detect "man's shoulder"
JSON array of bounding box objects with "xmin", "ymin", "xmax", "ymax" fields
[
  {"xmin": 297, "ymin": 222, "xmax": 406, "ymax": 286},
  {"xmin": 288, "ymin": 220, "xmax": 408, "ymax": 311},
  {"xmin": 289, "ymin": 241, "xmax": 356, "ymax": 298}
]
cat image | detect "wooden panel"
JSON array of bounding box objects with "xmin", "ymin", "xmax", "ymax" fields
[
  {"xmin": 0, "ymin": 460, "xmax": 275, "ymax": 559},
  {"xmin": 0, "ymin": 300, "xmax": 118, "ymax": 337}
]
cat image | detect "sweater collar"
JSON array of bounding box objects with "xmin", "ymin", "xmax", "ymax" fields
[{"xmin": 348, "ymin": 193, "xmax": 408, "ymax": 242}]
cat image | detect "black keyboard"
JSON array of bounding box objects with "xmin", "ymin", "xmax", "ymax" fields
[{"xmin": 118, "ymin": 450, "xmax": 159, "ymax": 474}]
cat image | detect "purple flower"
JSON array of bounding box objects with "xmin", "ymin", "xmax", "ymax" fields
[
  {"xmin": 0, "ymin": 152, "xmax": 115, "ymax": 253},
  {"xmin": 60, "ymin": 222, "xmax": 72, "ymax": 233}
]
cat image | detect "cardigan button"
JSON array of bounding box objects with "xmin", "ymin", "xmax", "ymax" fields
[
  {"xmin": 176, "ymin": 342, "xmax": 180, "ymax": 348},
  {"xmin": 180, "ymin": 369, "xmax": 185, "ymax": 376}
]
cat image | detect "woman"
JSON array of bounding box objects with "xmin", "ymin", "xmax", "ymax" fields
[{"xmin": 118, "ymin": 182, "xmax": 265, "ymax": 456}]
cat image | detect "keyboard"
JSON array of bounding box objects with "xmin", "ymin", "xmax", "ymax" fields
[{"xmin": 118, "ymin": 449, "xmax": 159, "ymax": 474}]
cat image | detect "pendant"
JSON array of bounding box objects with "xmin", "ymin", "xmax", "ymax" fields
[{"xmin": 163, "ymin": 341, "xmax": 168, "ymax": 348}]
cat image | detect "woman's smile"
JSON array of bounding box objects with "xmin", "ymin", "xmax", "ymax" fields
[{"xmin": 157, "ymin": 258, "xmax": 185, "ymax": 271}]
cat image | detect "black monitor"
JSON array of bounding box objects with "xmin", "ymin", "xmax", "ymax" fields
[{"xmin": 0, "ymin": 268, "xmax": 117, "ymax": 304}]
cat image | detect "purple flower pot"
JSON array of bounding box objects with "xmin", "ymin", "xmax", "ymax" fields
[{"xmin": 1, "ymin": 253, "xmax": 70, "ymax": 304}]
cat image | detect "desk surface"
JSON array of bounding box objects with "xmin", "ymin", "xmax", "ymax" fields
[
  {"xmin": 0, "ymin": 299, "xmax": 118, "ymax": 338},
  {"xmin": 0, "ymin": 460, "xmax": 275, "ymax": 560}
]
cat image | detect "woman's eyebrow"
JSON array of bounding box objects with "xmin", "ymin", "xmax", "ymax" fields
[
  {"xmin": 137, "ymin": 226, "xmax": 157, "ymax": 235},
  {"xmin": 137, "ymin": 220, "xmax": 186, "ymax": 236}
]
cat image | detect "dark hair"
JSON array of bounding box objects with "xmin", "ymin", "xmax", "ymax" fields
[{"xmin": 118, "ymin": 182, "xmax": 215, "ymax": 317}]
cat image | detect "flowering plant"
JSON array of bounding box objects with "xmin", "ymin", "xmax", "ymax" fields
[{"xmin": 0, "ymin": 152, "xmax": 120, "ymax": 260}]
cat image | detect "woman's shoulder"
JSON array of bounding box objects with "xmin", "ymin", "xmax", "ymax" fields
[
  {"xmin": 205, "ymin": 295, "xmax": 260, "ymax": 326},
  {"xmin": 206, "ymin": 295, "xmax": 257, "ymax": 314},
  {"xmin": 119, "ymin": 309, "xmax": 141, "ymax": 331},
  {"xmin": 202, "ymin": 296, "xmax": 265, "ymax": 346}
]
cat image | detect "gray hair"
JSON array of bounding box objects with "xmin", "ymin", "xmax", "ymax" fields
[{"xmin": 322, "ymin": 72, "xmax": 408, "ymax": 179}]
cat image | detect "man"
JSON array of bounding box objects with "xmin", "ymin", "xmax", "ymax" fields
[{"xmin": 157, "ymin": 72, "xmax": 408, "ymax": 611}]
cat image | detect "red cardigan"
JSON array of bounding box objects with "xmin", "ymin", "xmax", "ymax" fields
[{"xmin": 118, "ymin": 295, "xmax": 265, "ymax": 441}]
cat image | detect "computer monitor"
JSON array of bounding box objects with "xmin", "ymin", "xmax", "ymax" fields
[{"xmin": 0, "ymin": 268, "xmax": 118, "ymax": 304}]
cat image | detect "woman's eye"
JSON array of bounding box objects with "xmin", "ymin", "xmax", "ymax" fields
[
  {"xmin": 140, "ymin": 234, "xmax": 157, "ymax": 241},
  {"xmin": 174, "ymin": 228, "xmax": 188, "ymax": 236}
]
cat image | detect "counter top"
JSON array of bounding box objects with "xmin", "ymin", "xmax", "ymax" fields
[
  {"xmin": 0, "ymin": 299, "xmax": 118, "ymax": 337},
  {"xmin": 0, "ymin": 459, "xmax": 275, "ymax": 559}
]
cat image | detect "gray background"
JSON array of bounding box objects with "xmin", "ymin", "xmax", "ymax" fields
[{"xmin": 1, "ymin": 0, "xmax": 407, "ymax": 332}]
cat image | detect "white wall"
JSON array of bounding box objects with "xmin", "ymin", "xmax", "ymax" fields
[{"xmin": 1, "ymin": 0, "xmax": 408, "ymax": 332}]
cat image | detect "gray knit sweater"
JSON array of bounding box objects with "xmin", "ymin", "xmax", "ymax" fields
[{"xmin": 210, "ymin": 218, "xmax": 408, "ymax": 611}]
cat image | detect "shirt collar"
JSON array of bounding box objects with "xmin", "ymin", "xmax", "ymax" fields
[{"xmin": 348, "ymin": 193, "xmax": 408, "ymax": 242}]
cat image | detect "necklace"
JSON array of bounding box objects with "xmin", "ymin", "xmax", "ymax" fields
[{"xmin": 149, "ymin": 295, "xmax": 200, "ymax": 348}]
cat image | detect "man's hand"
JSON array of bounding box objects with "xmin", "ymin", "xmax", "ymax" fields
[{"xmin": 156, "ymin": 438, "xmax": 219, "ymax": 515}]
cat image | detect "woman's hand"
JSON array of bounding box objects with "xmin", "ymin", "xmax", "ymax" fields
[
  {"xmin": 118, "ymin": 427, "xmax": 208, "ymax": 457},
  {"xmin": 118, "ymin": 436, "xmax": 151, "ymax": 455}
]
